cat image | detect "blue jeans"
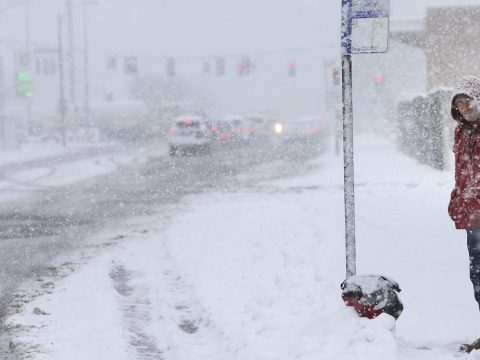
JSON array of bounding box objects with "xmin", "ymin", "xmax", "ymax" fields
[{"xmin": 467, "ymin": 228, "xmax": 480, "ymax": 309}]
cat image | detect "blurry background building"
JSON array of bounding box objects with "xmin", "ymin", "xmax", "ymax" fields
[
  {"xmin": 392, "ymin": 5, "xmax": 480, "ymax": 89},
  {"xmin": 391, "ymin": 5, "xmax": 480, "ymax": 170}
]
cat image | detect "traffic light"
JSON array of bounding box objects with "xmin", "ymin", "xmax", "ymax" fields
[
  {"xmin": 124, "ymin": 56, "xmax": 138, "ymax": 74},
  {"xmin": 49, "ymin": 59, "xmax": 57, "ymax": 75},
  {"xmin": 375, "ymin": 72, "xmax": 385, "ymax": 83},
  {"xmin": 332, "ymin": 68, "xmax": 340, "ymax": 85},
  {"xmin": 16, "ymin": 51, "xmax": 30, "ymax": 68},
  {"xmin": 216, "ymin": 57, "xmax": 225, "ymax": 76},
  {"xmin": 288, "ymin": 61, "xmax": 296, "ymax": 78},
  {"xmin": 236, "ymin": 57, "xmax": 253, "ymax": 76},
  {"xmin": 16, "ymin": 71, "xmax": 33, "ymax": 98},
  {"xmin": 167, "ymin": 57, "xmax": 175, "ymax": 77},
  {"xmin": 374, "ymin": 72, "xmax": 385, "ymax": 100},
  {"xmin": 107, "ymin": 56, "xmax": 117, "ymax": 70},
  {"xmin": 35, "ymin": 58, "xmax": 56, "ymax": 76},
  {"xmin": 203, "ymin": 61, "xmax": 211, "ymax": 74},
  {"xmin": 236, "ymin": 59, "xmax": 245, "ymax": 76}
]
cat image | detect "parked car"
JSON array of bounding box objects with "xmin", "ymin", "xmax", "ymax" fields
[{"xmin": 167, "ymin": 115, "xmax": 213, "ymax": 156}]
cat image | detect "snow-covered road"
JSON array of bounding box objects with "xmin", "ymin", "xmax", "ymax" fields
[{"xmin": 3, "ymin": 135, "xmax": 480, "ymax": 359}]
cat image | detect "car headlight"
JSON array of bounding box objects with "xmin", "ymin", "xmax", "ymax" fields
[{"xmin": 274, "ymin": 123, "xmax": 283, "ymax": 133}]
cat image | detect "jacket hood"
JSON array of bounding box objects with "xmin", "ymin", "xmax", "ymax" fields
[{"xmin": 451, "ymin": 76, "xmax": 480, "ymax": 122}]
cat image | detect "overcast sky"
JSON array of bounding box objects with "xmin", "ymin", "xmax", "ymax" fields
[
  {"xmin": 0, "ymin": 0, "xmax": 479, "ymax": 59},
  {"xmin": 0, "ymin": 0, "xmax": 479, "ymax": 116}
]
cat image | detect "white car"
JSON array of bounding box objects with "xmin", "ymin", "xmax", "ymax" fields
[
  {"xmin": 167, "ymin": 115, "xmax": 213, "ymax": 156},
  {"xmin": 275, "ymin": 117, "xmax": 326, "ymax": 140},
  {"xmin": 245, "ymin": 113, "xmax": 276, "ymax": 140}
]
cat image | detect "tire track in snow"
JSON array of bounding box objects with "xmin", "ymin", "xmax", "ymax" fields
[
  {"xmin": 109, "ymin": 264, "xmax": 164, "ymax": 359},
  {"xmin": 108, "ymin": 229, "xmax": 230, "ymax": 360}
]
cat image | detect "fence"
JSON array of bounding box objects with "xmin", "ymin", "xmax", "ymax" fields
[{"xmin": 395, "ymin": 88, "xmax": 454, "ymax": 170}]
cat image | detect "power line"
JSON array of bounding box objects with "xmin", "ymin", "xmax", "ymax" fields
[{"xmin": 0, "ymin": 34, "xmax": 318, "ymax": 61}]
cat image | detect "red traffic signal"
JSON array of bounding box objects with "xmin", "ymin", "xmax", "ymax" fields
[
  {"xmin": 375, "ymin": 72, "xmax": 385, "ymax": 83},
  {"xmin": 288, "ymin": 61, "xmax": 296, "ymax": 78},
  {"xmin": 236, "ymin": 57, "xmax": 253, "ymax": 76}
]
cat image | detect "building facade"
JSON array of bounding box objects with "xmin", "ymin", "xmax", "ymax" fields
[{"xmin": 392, "ymin": 6, "xmax": 480, "ymax": 90}]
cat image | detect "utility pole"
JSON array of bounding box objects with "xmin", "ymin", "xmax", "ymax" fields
[
  {"xmin": 0, "ymin": 56, "xmax": 5, "ymax": 150},
  {"xmin": 25, "ymin": 0, "xmax": 32, "ymax": 134},
  {"xmin": 25, "ymin": 0, "xmax": 30, "ymax": 50},
  {"xmin": 66, "ymin": 0, "xmax": 76, "ymax": 124},
  {"xmin": 83, "ymin": 1, "xmax": 90, "ymax": 124},
  {"xmin": 58, "ymin": 15, "xmax": 67, "ymax": 147}
]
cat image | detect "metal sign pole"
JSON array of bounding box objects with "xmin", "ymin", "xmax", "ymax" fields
[
  {"xmin": 341, "ymin": 0, "xmax": 389, "ymax": 278},
  {"xmin": 342, "ymin": 53, "xmax": 356, "ymax": 277},
  {"xmin": 339, "ymin": 0, "xmax": 403, "ymax": 324},
  {"xmin": 341, "ymin": 0, "xmax": 356, "ymax": 278}
]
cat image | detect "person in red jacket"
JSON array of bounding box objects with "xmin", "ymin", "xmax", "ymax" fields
[{"xmin": 449, "ymin": 76, "xmax": 480, "ymax": 309}]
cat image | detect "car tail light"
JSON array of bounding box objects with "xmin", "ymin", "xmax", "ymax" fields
[
  {"xmin": 310, "ymin": 123, "xmax": 325, "ymax": 134},
  {"xmin": 219, "ymin": 133, "xmax": 227, "ymax": 141},
  {"xmin": 183, "ymin": 119, "xmax": 193, "ymax": 127},
  {"xmin": 168, "ymin": 127, "xmax": 176, "ymax": 134}
]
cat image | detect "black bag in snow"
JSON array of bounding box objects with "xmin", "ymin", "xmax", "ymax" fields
[{"xmin": 340, "ymin": 274, "xmax": 403, "ymax": 320}]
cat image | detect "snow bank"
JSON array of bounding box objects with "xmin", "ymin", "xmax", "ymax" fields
[{"xmin": 6, "ymin": 134, "xmax": 480, "ymax": 359}]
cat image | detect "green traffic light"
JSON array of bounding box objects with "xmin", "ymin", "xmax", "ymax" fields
[
  {"xmin": 16, "ymin": 71, "xmax": 33, "ymax": 97},
  {"xmin": 17, "ymin": 72, "xmax": 32, "ymax": 82}
]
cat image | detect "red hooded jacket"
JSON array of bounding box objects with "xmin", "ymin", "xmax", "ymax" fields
[{"xmin": 448, "ymin": 76, "xmax": 480, "ymax": 229}]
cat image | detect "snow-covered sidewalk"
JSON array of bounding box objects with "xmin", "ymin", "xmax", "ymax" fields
[{"xmin": 6, "ymin": 134, "xmax": 480, "ymax": 359}]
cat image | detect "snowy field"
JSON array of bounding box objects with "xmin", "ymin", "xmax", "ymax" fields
[{"xmin": 5, "ymin": 134, "xmax": 480, "ymax": 359}]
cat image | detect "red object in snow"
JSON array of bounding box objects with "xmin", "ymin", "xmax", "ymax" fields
[
  {"xmin": 341, "ymin": 295, "xmax": 383, "ymax": 319},
  {"xmin": 341, "ymin": 275, "xmax": 403, "ymax": 320}
]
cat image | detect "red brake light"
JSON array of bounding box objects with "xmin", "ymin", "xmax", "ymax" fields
[{"xmin": 183, "ymin": 119, "xmax": 193, "ymax": 126}]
